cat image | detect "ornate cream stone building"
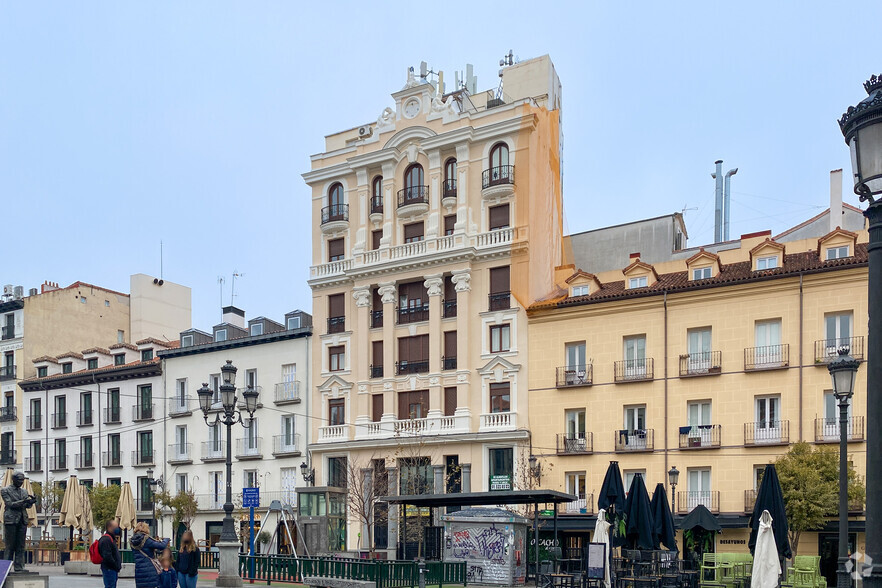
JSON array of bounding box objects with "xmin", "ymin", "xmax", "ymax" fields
[{"xmin": 302, "ymin": 56, "xmax": 563, "ymax": 554}]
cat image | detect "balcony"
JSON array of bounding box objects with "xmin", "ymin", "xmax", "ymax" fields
[
  {"xmin": 442, "ymin": 356, "xmax": 457, "ymax": 371},
  {"xmin": 677, "ymin": 491, "xmax": 720, "ymax": 515},
  {"xmin": 168, "ymin": 443, "xmax": 192, "ymax": 464},
  {"xmin": 26, "ymin": 415, "xmax": 41, "ymax": 431},
  {"xmin": 236, "ymin": 437, "xmax": 263, "ymax": 459},
  {"xmin": 0, "ymin": 406, "xmax": 16, "ymax": 421},
  {"xmin": 0, "ymin": 365, "xmax": 15, "ymax": 381},
  {"xmin": 24, "ymin": 457, "xmax": 42, "ymax": 473},
  {"xmin": 678, "ymin": 425, "xmax": 722, "ymax": 449},
  {"xmin": 556, "ymin": 432, "xmax": 593, "ymax": 455},
  {"xmin": 397, "ymin": 185, "xmax": 429, "ymax": 218},
  {"xmin": 52, "ymin": 413, "xmax": 67, "ymax": 429},
  {"xmin": 75, "ymin": 453, "xmax": 94, "ymax": 469},
  {"xmin": 136, "ymin": 499, "xmax": 154, "ymax": 512},
  {"xmin": 169, "ymin": 396, "xmax": 192, "ymax": 416},
  {"xmin": 1, "ymin": 326, "xmax": 14, "ymax": 340},
  {"xmin": 442, "ymin": 179, "xmax": 457, "ymax": 204},
  {"xmin": 370, "ymin": 365, "xmax": 384, "ymax": 379},
  {"xmin": 744, "ymin": 420, "xmax": 790, "ymax": 446},
  {"xmin": 814, "ymin": 416, "xmax": 865, "ymax": 443},
  {"xmin": 614, "ymin": 359, "xmax": 654, "ymax": 382},
  {"xmin": 555, "ymin": 365, "xmax": 593, "ymax": 388},
  {"xmin": 396, "ymin": 360, "xmax": 429, "ymax": 375},
  {"xmin": 371, "ymin": 310, "xmax": 383, "ymax": 328},
  {"xmin": 102, "ymin": 451, "xmax": 123, "ymax": 468},
  {"xmin": 272, "ymin": 434, "xmax": 301, "ymax": 457},
  {"xmin": 49, "ymin": 455, "xmax": 68, "ymax": 471},
  {"xmin": 563, "ymin": 494, "xmax": 594, "ymax": 515},
  {"xmin": 132, "ymin": 451, "xmax": 156, "ymax": 467},
  {"xmin": 744, "ymin": 344, "xmax": 789, "ymax": 371},
  {"xmin": 76, "ymin": 410, "xmax": 93, "ymax": 426},
  {"xmin": 274, "ymin": 381, "xmax": 301, "ymax": 405},
  {"xmin": 482, "ymin": 165, "xmax": 515, "ymax": 199},
  {"xmin": 370, "ymin": 196, "xmax": 384, "ymax": 220},
  {"xmin": 318, "ymin": 424, "xmax": 349, "ymax": 443},
  {"xmin": 479, "ymin": 411, "xmax": 517, "ymax": 432},
  {"xmin": 442, "ymin": 299, "xmax": 457, "ymax": 318},
  {"xmin": 327, "ymin": 316, "xmax": 346, "ymax": 334},
  {"xmin": 679, "ymin": 351, "xmax": 722, "ymax": 377},
  {"xmin": 744, "ymin": 489, "xmax": 756, "ymax": 513},
  {"xmin": 488, "ymin": 291, "xmax": 511, "ymax": 311},
  {"xmin": 397, "ymin": 304, "xmax": 428, "ymax": 324},
  {"xmin": 201, "ymin": 442, "xmax": 226, "ymax": 462},
  {"xmin": 0, "ymin": 450, "xmax": 16, "ymax": 466},
  {"xmin": 814, "ymin": 336, "xmax": 865, "ymax": 364},
  {"xmin": 321, "ymin": 203, "xmax": 349, "ymax": 233},
  {"xmin": 133, "ymin": 403, "xmax": 155, "ymax": 422},
  {"xmin": 104, "ymin": 407, "xmax": 121, "ymax": 424},
  {"xmin": 355, "ymin": 414, "xmax": 471, "ymax": 440},
  {"xmin": 614, "ymin": 429, "xmax": 654, "ymax": 452}
]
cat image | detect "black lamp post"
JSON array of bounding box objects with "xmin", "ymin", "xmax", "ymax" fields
[
  {"xmin": 300, "ymin": 461, "xmax": 315, "ymax": 486},
  {"xmin": 828, "ymin": 348, "xmax": 860, "ymax": 588},
  {"xmin": 197, "ymin": 360, "xmax": 259, "ymax": 588},
  {"xmin": 668, "ymin": 465, "xmax": 679, "ymax": 514},
  {"xmin": 840, "ymin": 74, "xmax": 882, "ymax": 588},
  {"xmin": 528, "ymin": 455, "xmax": 541, "ymax": 485}
]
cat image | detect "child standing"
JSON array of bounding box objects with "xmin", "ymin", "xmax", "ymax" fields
[{"xmin": 158, "ymin": 547, "xmax": 178, "ymax": 588}]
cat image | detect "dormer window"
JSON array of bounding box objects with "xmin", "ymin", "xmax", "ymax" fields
[
  {"xmin": 181, "ymin": 335, "xmax": 194, "ymax": 348},
  {"xmin": 87, "ymin": 358, "xmax": 98, "ymax": 370},
  {"xmin": 251, "ymin": 323, "xmax": 264, "ymax": 336},
  {"xmin": 141, "ymin": 349, "xmax": 153, "ymax": 362},
  {"xmin": 572, "ymin": 285, "xmax": 589, "ymax": 297},
  {"xmin": 826, "ymin": 246, "xmax": 849, "ymax": 260},
  {"xmin": 37, "ymin": 366, "xmax": 47, "ymax": 377},
  {"xmin": 62, "ymin": 363, "xmax": 72, "ymax": 374},
  {"xmin": 692, "ymin": 267, "xmax": 712, "ymax": 280},
  {"xmin": 114, "ymin": 354, "xmax": 126, "ymax": 365},
  {"xmin": 629, "ymin": 276, "xmax": 648, "ymax": 289},
  {"xmin": 215, "ymin": 329, "xmax": 227, "ymax": 343},
  {"xmin": 756, "ymin": 256, "xmax": 778, "ymax": 270},
  {"xmin": 287, "ymin": 316, "xmax": 301, "ymax": 330}
]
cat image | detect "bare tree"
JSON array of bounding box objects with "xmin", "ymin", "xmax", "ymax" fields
[{"xmin": 345, "ymin": 453, "xmax": 387, "ymax": 554}]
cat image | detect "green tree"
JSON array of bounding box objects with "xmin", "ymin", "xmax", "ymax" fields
[
  {"xmin": 31, "ymin": 480, "xmax": 65, "ymax": 535},
  {"xmin": 89, "ymin": 483, "xmax": 121, "ymax": 533},
  {"xmin": 154, "ymin": 489, "xmax": 199, "ymax": 540},
  {"xmin": 774, "ymin": 441, "xmax": 865, "ymax": 554}
]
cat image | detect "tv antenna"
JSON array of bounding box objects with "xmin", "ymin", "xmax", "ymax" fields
[
  {"xmin": 217, "ymin": 276, "xmax": 225, "ymax": 311},
  {"xmin": 231, "ymin": 271, "xmax": 244, "ymax": 305},
  {"xmin": 680, "ymin": 204, "xmax": 698, "ymax": 215},
  {"xmin": 160, "ymin": 241, "xmax": 164, "ymax": 280}
]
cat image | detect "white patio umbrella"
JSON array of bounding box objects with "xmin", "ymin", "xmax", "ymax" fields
[
  {"xmin": 751, "ymin": 510, "xmax": 781, "ymax": 588},
  {"xmin": 593, "ymin": 508, "xmax": 612, "ymax": 588}
]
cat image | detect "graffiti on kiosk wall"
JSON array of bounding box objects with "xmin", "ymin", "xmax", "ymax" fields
[{"xmin": 451, "ymin": 525, "xmax": 510, "ymax": 584}]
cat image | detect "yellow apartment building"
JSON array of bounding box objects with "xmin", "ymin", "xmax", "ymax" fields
[
  {"xmin": 527, "ymin": 226, "xmax": 868, "ymax": 567},
  {"xmin": 302, "ymin": 55, "xmax": 563, "ymax": 555}
]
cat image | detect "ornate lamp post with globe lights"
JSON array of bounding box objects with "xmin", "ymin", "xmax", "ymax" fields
[
  {"xmin": 839, "ymin": 74, "xmax": 882, "ymax": 587},
  {"xmin": 196, "ymin": 360, "xmax": 259, "ymax": 588}
]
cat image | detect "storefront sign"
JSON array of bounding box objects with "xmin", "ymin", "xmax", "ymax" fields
[{"xmin": 489, "ymin": 475, "xmax": 512, "ymax": 492}]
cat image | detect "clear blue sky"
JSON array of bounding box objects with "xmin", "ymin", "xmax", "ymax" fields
[{"xmin": 2, "ymin": 1, "xmax": 880, "ymax": 331}]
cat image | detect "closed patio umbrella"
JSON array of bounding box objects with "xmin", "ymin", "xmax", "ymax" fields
[
  {"xmin": 116, "ymin": 482, "xmax": 136, "ymax": 548},
  {"xmin": 592, "ymin": 508, "xmax": 612, "ymax": 588},
  {"xmin": 79, "ymin": 483, "xmax": 94, "ymax": 537},
  {"xmin": 749, "ymin": 464, "xmax": 792, "ymax": 560},
  {"xmin": 650, "ymin": 483, "xmax": 677, "ymax": 551},
  {"xmin": 623, "ymin": 473, "xmax": 654, "ymax": 549},
  {"xmin": 751, "ymin": 510, "xmax": 781, "ymax": 588},
  {"xmin": 597, "ymin": 461, "xmax": 626, "ymax": 546},
  {"xmin": 58, "ymin": 476, "xmax": 82, "ymax": 546},
  {"xmin": 680, "ymin": 504, "xmax": 721, "ymax": 532},
  {"xmin": 22, "ymin": 477, "xmax": 38, "ymax": 528}
]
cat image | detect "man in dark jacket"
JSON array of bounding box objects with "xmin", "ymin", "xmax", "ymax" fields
[{"xmin": 99, "ymin": 519, "xmax": 122, "ymax": 588}]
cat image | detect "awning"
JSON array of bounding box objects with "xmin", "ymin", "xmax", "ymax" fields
[{"xmin": 380, "ymin": 489, "xmax": 576, "ymax": 508}]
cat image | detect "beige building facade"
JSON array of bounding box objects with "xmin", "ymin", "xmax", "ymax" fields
[{"xmin": 303, "ymin": 56, "xmax": 563, "ymax": 554}]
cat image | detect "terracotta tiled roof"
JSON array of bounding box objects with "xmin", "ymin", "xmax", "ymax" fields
[
  {"xmin": 565, "ymin": 270, "xmax": 599, "ymax": 284},
  {"xmin": 19, "ymin": 357, "xmax": 161, "ymax": 386},
  {"xmin": 529, "ymin": 243, "xmax": 869, "ymax": 311},
  {"xmin": 685, "ymin": 248, "xmax": 720, "ymax": 265},
  {"xmin": 135, "ymin": 337, "xmax": 175, "ymax": 348},
  {"xmin": 748, "ymin": 238, "xmax": 785, "ymax": 255},
  {"xmin": 109, "ymin": 343, "xmax": 138, "ymax": 351},
  {"xmin": 32, "ymin": 356, "xmax": 59, "ymax": 364},
  {"xmin": 81, "ymin": 347, "xmax": 111, "ymax": 356},
  {"xmin": 56, "ymin": 351, "xmax": 84, "ymax": 360}
]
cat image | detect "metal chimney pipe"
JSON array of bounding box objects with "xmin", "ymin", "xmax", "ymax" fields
[
  {"xmin": 723, "ymin": 167, "xmax": 738, "ymax": 241},
  {"xmin": 712, "ymin": 160, "xmax": 724, "ymax": 243}
]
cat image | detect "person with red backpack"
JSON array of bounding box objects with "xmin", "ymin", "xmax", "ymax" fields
[{"xmin": 93, "ymin": 519, "xmax": 122, "ymax": 588}]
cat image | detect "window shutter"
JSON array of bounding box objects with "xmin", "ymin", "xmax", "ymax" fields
[
  {"xmin": 398, "ymin": 392, "xmax": 409, "ymax": 420},
  {"xmin": 328, "ymin": 294, "xmax": 344, "ymax": 318},
  {"xmin": 444, "ymin": 387, "xmax": 457, "ymax": 416},
  {"xmin": 416, "ymin": 334, "xmax": 429, "ymax": 361},
  {"xmin": 398, "ymin": 337, "xmax": 411, "ymax": 363},
  {"xmin": 444, "ymin": 331, "xmax": 457, "ymax": 357},
  {"xmin": 372, "ymin": 340, "xmax": 383, "ymax": 366},
  {"xmin": 372, "ymin": 230, "xmax": 382, "ymax": 250},
  {"xmin": 404, "ymin": 222, "xmax": 424, "ymax": 241},
  {"xmin": 489, "ymin": 266, "xmax": 510, "ymax": 294},
  {"xmin": 444, "ymin": 214, "xmax": 456, "ymax": 235},
  {"xmin": 399, "ymin": 282, "xmax": 426, "ymax": 305},
  {"xmin": 489, "ymin": 204, "xmax": 510, "ymax": 230},
  {"xmin": 372, "ymin": 394, "xmax": 384, "ymax": 422},
  {"xmin": 328, "ymin": 238, "xmax": 344, "ymax": 260}
]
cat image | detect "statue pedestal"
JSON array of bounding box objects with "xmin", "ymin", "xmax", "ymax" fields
[
  {"xmin": 215, "ymin": 541, "xmax": 243, "ymax": 587},
  {"xmin": 5, "ymin": 573, "xmax": 48, "ymax": 588}
]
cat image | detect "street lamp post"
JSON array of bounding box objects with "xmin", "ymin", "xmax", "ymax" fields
[
  {"xmin": 840, "ymin": 74, "xmax": 882, "ymax": 588},
  {"xmin": 300, "ymin": 461, "xmax": 315, "ymax": 486},
  {"xmin": 197, "ymin": 360, "xmax": 259, "ymax": 588},
  {"xmin": 668, "ymin": 466, "xmax": 679, "ymax": 514},
  {"xmin": 828, "ymin": 348, "xmax": 860, "ymax": 588}
]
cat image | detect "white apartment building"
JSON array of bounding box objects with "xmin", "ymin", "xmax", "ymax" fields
[
  {"xmin": 158, "ymin": 306, "xmax": 312, "ymax": 548},
  {"xmin": 20, "ymin": 338, "xmax": 172, "ymax": 537}
]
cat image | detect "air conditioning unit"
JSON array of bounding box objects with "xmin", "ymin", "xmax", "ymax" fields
[
  {"xmin": 2, "ymin": 285, "xmax": 13, "ymax": 297},
  {"xmin": 13, "ymin": 286, "xmax": 23, "ymax": 300},
  {"xmin": 358, "ymin": 125, "xmax": 373, "ymax": 138}
]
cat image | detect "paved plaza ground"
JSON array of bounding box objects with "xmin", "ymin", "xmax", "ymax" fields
[{"xmin": 23, "ymin": 565, "xmax": 309, "ymax": 587}]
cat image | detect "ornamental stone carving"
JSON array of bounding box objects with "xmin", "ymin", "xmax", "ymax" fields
[
  {"xmin": 352, "ymin": 287, "xmax": 371, "ymax": 307},
  {"xmin": 451, "ymin": 269, "xmax": 471, "ymax": 292},
  {"xmin": 424, "ymin": 275, "xmax": 443, "ymax": 297},
  {"xmin": 377, "ymin": 107, "xmax": 395, "ymax": 127},
  {"xmin": 378, "ymin": 283, "xmax": 396, "ymax": 304}
]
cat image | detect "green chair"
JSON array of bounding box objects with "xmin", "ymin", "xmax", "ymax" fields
[{"xmin": 785, "ymin": 556, "xmax": 826, "ymax": 588}]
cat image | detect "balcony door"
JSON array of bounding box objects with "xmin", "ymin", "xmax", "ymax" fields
[
  {"xmin": 282, "ymin": 415, "xmax": 296, "ymax": 450},
  {"xmin": 823, "ymin": 391, "xmax": 852, "ymax": 440},
  {"xmin": 624, "ymin": 405, "xmax": 647, "ymax": 450},
  {"xmin": 755, "ymin": 320, "xmax": 782, "ymax": 365},
  {"xmin": 175, "ymin": 425, "xmax": 187, "ymax": 458},
  {"xmin": 565, "ymin": 409, "xmax": 586, "ymax": 452},
  {"xmin": 687, "ymin": 401, "xmax": 712, "ymax": 445},
  {"xmin": 687, "ymin": 328, "xmax": 712, "ymax": 372},
  {"xmin": 210, "ymin": 471, "xmax": 223, "ymax": 509},
  {"xmin": 209, "ymin": 424, "xmax": 222, "ymax": 453},
  {"xmin": 281, "ymin": 363, "xmax": 297, "ymax": 399},
  {"xmin": 755, "ymin": 396, "xmax": 781, "ymax": 443},
  {"xmin": 624, "ymin": 335, "xmax": 646, "ymax": 378},
  {"xmin": 687, "ymin": 468, "xmax": 712, "ymax": 510},
  {"xmin": 824, "ymin": 313, "xmax": 853, "ymax": 354},
  {"xmin": 565, "ymin": 472, "xmax": 587, "ymax": 513},
  {"xmin": 244, "ymin": 418, "xmax": 258, "ymax": 451},
  {"xmin": 565, "ymin": 343, "xmax": 586, "ymax": 384}
]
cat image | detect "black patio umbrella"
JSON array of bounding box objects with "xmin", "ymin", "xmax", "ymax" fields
[
  {"xmin": 623, "ymin": 473, "xmax": 655, "ymax": 549},
  {"xmin": 748, "ymin": 464, "xmax": 792, "ymax": 560},
  {"xmin": 680, "ymin": 504, "xmax": 721, "ymax": 532},
  {"xmin": 597, "ymin": 461, "xmax": 627, "ymax": 546},
  {"xmin": 650, "ymin": 483, "xmax": 678, "ymax": 551}
]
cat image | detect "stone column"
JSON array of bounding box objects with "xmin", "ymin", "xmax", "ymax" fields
[
  {"xmin": 451, "ymin": 269, "xmax": 472, "ymax": 416},
  {"xmin": 386, "ymin": 467, "xmax": 399, "ymax": 556},
  {"xmin": 381, "ymin": 162, "xmax": 396, "ymax": 248},
  {"xmin": 455, "ymin": 143, "xmax": 470, "ymax": 232},
  {"xmin": 353, "ymin": 286, "xmax": 372, "ymax": 383},
  {"xmin": 460, "ymin": 463, "xmax": 472, "ymax": 493},
  {"xmin": 425, "ymin": 274, "xmax": 444, "ymax": 418},
  {"xmin": 378, "ymin": 282, "xmax": 397, "ymax": 418}
]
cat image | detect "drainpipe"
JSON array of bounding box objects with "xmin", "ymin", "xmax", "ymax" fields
[
  {"xmin": 798, "ymin": 273, "xmax": 804, "ymax": 442},
  {"xmin": 93, "ymin": 373, "xmax": 102, "ymax": 485},
  {"xmin": 663, "ymin": 291, "xmax": 669, "ymax": 494}
]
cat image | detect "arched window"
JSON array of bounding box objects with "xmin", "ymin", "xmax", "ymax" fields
[
  {"xmin": 400, "ymin": 164, "xmax": 427, "ymax": 206},
  {"xmin": 443, "ymin": 158, "xmax": 457, "ymax": 199},
  {"xmin": 486, "ymin": 143, "xmax": 513, "ymax": 187},
  {"xmin": 328, "ymin": 183, "xmax": 344, "ymax": 206},
  {"xmin": 404, "ymin": 164, "xmax": 424, "ymax": 188},
  {"xmin": 323, "ymin": 182, "xmax": 347, "ymax": 223},
  {"xmin": 444, "ymin": 158, "xmax": 457, "ymax": 182},
  {"xmin": 371, "ymin": 176, "xmax": 383, "ymax": 214},
  {"xmin": 489, "ymin": 143, "xmax": 509, "ymax": 169}
]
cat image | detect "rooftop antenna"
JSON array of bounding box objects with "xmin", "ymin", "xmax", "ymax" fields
[
  {"xmin": 496, "ymin": 50, "xmax": 515, "ymax": 99},
  {"xmin": 231, "ymin": 271, "xmax": 244, "ymax": 305},
  {"xmin": 159, "ymin": 241, "xmax": 164, "ymax": 280},
  {"xmin": 680, "ymin": 204, "xmax": 698, "ymax": 215},
  {"xmin": 217, "ymin": 276, "xmax": 225, "ymax": 312}
]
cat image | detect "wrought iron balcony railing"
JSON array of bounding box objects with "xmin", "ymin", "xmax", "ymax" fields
[
  {"xmin": 556, "ymin": 432, "xmax": 593, "ymax": 455},
  {"xmin": 814, "ymin": 336, "xmax": 865, "ymax": 364},
  {"xmin": 488, "ymin": 291, "xmax": 511, "ymax": 311},
  {"xmin": 814, "ymin": 416, "xmax": 865, "ymax": 443},
  {"xmin": 370, "ymin": 196, "xmax": 383, "ymax": 215},
  {"xmin": 442, "ymin": 356, "xmax": 457, "ymax": 371},
  {"xmin": 482, "ymin": 165, "xmax": 515, "ymax": 188},
  {"xmin": 52, "ymin": 412, "xmax": 67, "ymax": 429},
  {"xmin": 396, "ymin": 360, "xmax": 429, "ymax": 376},
  {"xmin": 555, "ymin": 365, "xmax": 593, "ymax": 388},
  {"xmin": 442, "ymin": 179, "xmax": 457, "ymax": 200},
  {"xmin": 442, "ymin": 299, "xmax": 457, "ymax": 318},
  {"xmin": 371, "ymin": 310, "xmax": 383, "ymax": 328},
  {"xmin": 274, "ymin": 381, "xmax": 301, "ymax": 404},
  {"xmin": 236, "ymin": 437, "xmax": 263, "ymax": 459},
  {"xmin": 744, "ymin": 420, "xmax": 790, "ymax": 446},
  {"xmin": 744, "ymin": 344, "xmax": 789, "ymax": 371},
  {"xmin": 26, "ymin": 415, "xmax": 41, "ymax": 431},
  {"xmin": 321, "ymin": 203, "xmax": 348, "ymax": 224},
  {"xmin": 102, "ymin": 451, "xmax": 123, "ymax": 467},
  {"xmin": 0, "ymin": 365, "xmax": 15, "ymax": 380},
  {"xmin": 614, "ymin": 358, "xmax": 654, "ymax": 382},
  {"xmin": 397, "ymin": 304, "xmax": 429, "ymax": 324},
  {"xmin": 168, "ymin": 443, "xmax": 192, "ymax": 463},
  {"xmin": 131, "ymin": 451, "xmax": 156, "ymax": 466},
  {"xmin": 0, "ymin": 406, "xmax": 16, "ymax": 421},
  {"xmin": 614, "ymin": 429, "xmax": 654, "ymax": 452},
  {"xmin": 76, "ymin": 410, "xmax": 93, "ymax": 426},
  {"xmin": 169, "ymin": 395, "xmax": 192, "ymax": 416},
  {"xmin": 24, "ymin": 457, "xmax": 41, "ymax": 473},
  {"xmin": 133, "ymin": 404, "xmax": 155, "ymax": 421},
  {"xmin": 49, "ymin": 455, "xmax": 68, "ymax": 471},
  {"xmin": 397, "ymin": 186, "xmax": 429, "ymax": 207},
  {"xmin": 676, "ymin": 491, "xmax": 720, "ymax": 514},
  {"xmin": 678, "ymin": 424, "xmax": 721, "ymax": 449},
  {"xmin": 75, "ymin": 453, "xmax": 94, "ymax": 469},
  {"xmin": 0, "ymin": 450, "xmax": 16, "ymax": 465},
  {"xmin": 370, "ymin": 364, "xmax": 384, "ymax": 379},
  {"xmin": 104, "ymin": 407, "xmax": 121, "ymax": 424},
  {"xmin": 327, "ymin": 316, "xmax": 346, "ymax": 334},
  {"xmin": 678, "ymin": 351, "xmax": 722, "ymax": 377},
  {"xmin": 272, "ymin": 434, "xmax": 301, "ymax": 456}
]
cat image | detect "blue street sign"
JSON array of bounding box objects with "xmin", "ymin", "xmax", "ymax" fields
[{"xmin": 243, "ymin": 487, "xmax": 260, "ymax": 508}]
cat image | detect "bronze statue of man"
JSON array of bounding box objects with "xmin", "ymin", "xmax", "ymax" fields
[{"xmin": 1, "ymin": 471, "xmax": 36, "ymax": 572}]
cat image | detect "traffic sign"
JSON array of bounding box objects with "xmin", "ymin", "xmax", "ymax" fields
[{"xmin": 243, "ymin": 487, "xmax": 260, "ymax": 508}]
